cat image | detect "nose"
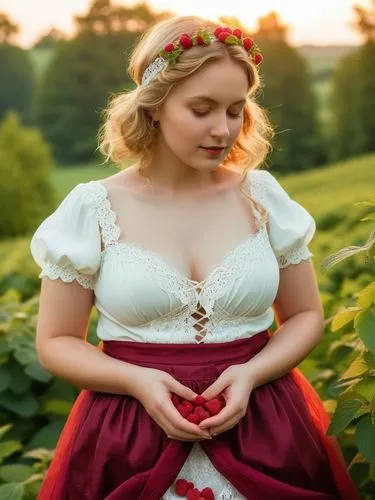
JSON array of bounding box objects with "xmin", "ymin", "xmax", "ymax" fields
[{"xmin": 210, "ymin": 113, "xmax": 230, "ymax": 141}]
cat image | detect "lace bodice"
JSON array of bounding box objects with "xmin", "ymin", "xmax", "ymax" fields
[{"xmin": 30, "ymin": 169, "xmax": 315, "ymax": 346}]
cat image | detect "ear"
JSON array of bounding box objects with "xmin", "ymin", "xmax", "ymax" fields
[{"xmin": 150, "ymin": 107, "xmax": 161, "ymax": 122}]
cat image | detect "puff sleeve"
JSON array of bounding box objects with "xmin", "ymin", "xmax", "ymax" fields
[
  {"xmin": 30, "ymin": 183, "xmax": 101, "ymax": 289},
  {"xmin": 259, "ymin": 170, "xmax": 316, "ymax": 268}
]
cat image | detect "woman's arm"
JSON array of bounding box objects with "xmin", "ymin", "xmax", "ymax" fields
[
  {"xmin": 244, "ymin": 259, "xmax": 325, "ymax": 389},
  {"xmin": 36, "ymin": 278, "xmax": 142, "ymax": 396}
]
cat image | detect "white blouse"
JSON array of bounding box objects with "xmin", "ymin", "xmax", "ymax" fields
[{"xmin": 30, "ymin": 168, "xmax": 316, "ymax": 499}]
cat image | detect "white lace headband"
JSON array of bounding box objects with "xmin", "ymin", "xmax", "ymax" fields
[{"xmin": 140, "ymin": 27, "xmax": 263, "ymax": 87}]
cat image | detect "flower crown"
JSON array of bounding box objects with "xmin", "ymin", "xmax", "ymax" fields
[{"xmin": 141, "ymin": 26, "xmax": 263, "ymax": 87}]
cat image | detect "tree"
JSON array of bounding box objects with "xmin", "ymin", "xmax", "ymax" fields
[
  {"xmin": 37, "ymin": 0, "xmax": 171, "ymax": 163},
  {"xmin": 0, "ymin": 12, "xmax": 18, "ymax": 44},
  {"xmin": 253, "ymin": 12, "xmax": 324, "ymax": 173},
  {"xmin": 32, "ymin": 28, "xmax": 67, "ymax": 50},
  {"xmin": 255, "ymin": 11, "xmax": 288, "ymax": 42},
  {"xmin": 36, "ymin": 1, "xmax": 171, "ymax": 164},
  {"xmin": 75, "ymin": 0, "xmax": 170, "ymax": 35},
  {"xmin": 331, "ymin": 2, "xmax": 375, "ymax": 160},
  {"xmin": 0, "ymin": 112, "xmax": 55, "ymax": 238},
  {"xmin": 352, "ymin": 0, "xmax": 375, "ymax": 41},
  {"xmin": 0, "ymin": 14, "xmax": 35, "ymax": 124}
]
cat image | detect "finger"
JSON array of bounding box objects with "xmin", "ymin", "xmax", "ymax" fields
[
  {"xmin": 200, "ymin": 378, "xmax": 229, "ymax": 401},
  {"xmin": 157, "ymin": 412, "xmax": 204, "ymax": 441},
  {"xmin": 167, "ymin": 378, "xmax": 198, "ymax": 402},
  {"xmin": 199, "ymin": 404, "xmax": 241, "ymax": 430},
  {"xmin": 210, "ymin": 416, "xmax": 240, "ymax": 436}
]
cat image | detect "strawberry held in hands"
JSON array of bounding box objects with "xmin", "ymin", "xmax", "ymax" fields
[{"xmin": 172, "ymin": 393, "xmax": 226, "ymax": 423}]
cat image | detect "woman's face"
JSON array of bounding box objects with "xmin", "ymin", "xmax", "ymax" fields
[{"xmin": 153, "ymin": 56, "xmax": 249, "ymax": 172}]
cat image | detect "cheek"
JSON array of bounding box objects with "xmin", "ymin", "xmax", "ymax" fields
[{"xmin": 163, "ymin": 110, "xmax": 202, "ymax": 145}]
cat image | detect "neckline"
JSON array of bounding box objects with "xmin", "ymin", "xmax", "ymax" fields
[
  {"xmin": 92, "ymin": 174, "xmax": 266, "ymax": 287},
  {"xmin": 111, "ymin": 229, "xmax": 265, "ymax": 288}
]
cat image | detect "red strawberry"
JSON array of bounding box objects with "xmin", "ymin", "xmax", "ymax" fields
[
  {"xmin": 218, "ymin": 32, "xmax": 230, "ymax": 42},
  {"xmin": 197, "ymin": 35, "xmax": 204, "ymax": 45},
  {"xmin": 180, "ymin": 34, "xmax": 193, "ymax": 49},
  {"xmin": 187, "ymin": 413, "xmax": 200, "ymax": 424},
  {"xmin": 214, "ymin": 27, "xmax": 223, "ymax": 37},
  {"xmin": 186, "ymin": 481, "xmax": 194, "ymax": 491},
  {"xmin": 204, "ymin": 398, "xmax": 224, "ymax": 416},
  {"xmin": 222, "ymin": 26, "xmax": 233, "ymax": 34},
  {"xmin": 194, "ymin": 406, "xmax": 210, "ymax": 423},
  {"xmin": 243, "ymin": 37, "xmax": 254, "ymax": 51},
  {"xmin": 172, "ymin": 394, "xmax": 181, "ymax": 408},
  {"xmin": 175, "ymin": 478, "xmax": 189, "ymax": 495},
  {"xmin": 200, "ymin": 487, "xmax": 215, "ymax": 500},
  {"xmin": 194, "ymin": 395, "xmax": 206, "ymax": 406},
  {"xmin": 254, "ymin": 53, "xmax": 263, "ymax": 65},
  {"xmin": 164, "ymin": 43, "xmax": 175, "ymax": 53},
  {"xmin": 187, "ymin": 488, "xmax": 201, "ymax": 500},
  {"xmin": 233, "ymin": 28, "xmax": 243, "ymax": 39},
  {"xmin": 177, "ymin": 404, "xmax": 191, "ymax": 419},
  {"xmin": 182, "ymin": 400, "xmax": 194, "ymax": 412}
]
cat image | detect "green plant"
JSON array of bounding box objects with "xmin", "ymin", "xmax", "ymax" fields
[{"xmin": 322, "ymin": 194, "xmax": 375, "ymax": 494}]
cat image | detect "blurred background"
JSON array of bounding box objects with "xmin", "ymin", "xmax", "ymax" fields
[{"xmin": 0, "ymin": 1, "xmax": 374, "ymax": 499}]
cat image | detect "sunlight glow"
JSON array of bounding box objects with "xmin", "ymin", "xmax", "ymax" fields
[{"xmin": 0, "ymin": 0, "xmax": 362, "ymax": 47}]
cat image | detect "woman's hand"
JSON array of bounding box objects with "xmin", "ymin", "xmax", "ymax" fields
[
  {"xmin": 128, "ymin": 366, "xmax": 212, "ymax": 442},
  {"xmin": 198, "ymin": 364, "xmax": 255, "ymax": 436}
]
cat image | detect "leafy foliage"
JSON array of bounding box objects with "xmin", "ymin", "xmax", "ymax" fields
[{"xmin": 0, "ymin": 113, "xmax": 56, "ymax": 239}]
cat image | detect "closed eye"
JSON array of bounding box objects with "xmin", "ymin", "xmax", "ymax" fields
[{"xmin": 192, "ymin": 110, "xmax": 243, "ymax": 118}]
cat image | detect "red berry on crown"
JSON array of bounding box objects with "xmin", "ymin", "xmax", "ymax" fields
[
  {"xmin": 180, "ymin": 33, "xmax": 193, "ymax": 49},
  {"xmin": 164, "ymin": 42, "xmax": 175, "ymax": 53},
  {"xmin": 243, "ymin": 37, "xmax": 254, "ymax": 51},
  {"xmin": 233, "ymin": 28, "xmax": 242, "ymax": 39},
  {"xmin": 254, "ymin": 53, "xmax": 263, "ymax": 65},
  {"xmin": 218, "ymin": 31, "xmax": 230, "ymax": 42}
]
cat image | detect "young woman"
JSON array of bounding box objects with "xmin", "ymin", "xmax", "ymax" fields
[{"xmin": 30, "ymin": 15, "xmax": 360, "ymax": 500}]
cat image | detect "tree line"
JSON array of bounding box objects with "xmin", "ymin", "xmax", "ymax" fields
[{"xmin": 0, "ymin": 0, "xmax": 374, "ymax": 173}]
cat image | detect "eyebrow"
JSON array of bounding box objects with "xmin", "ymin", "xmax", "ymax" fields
[{"xmin": 188, "ymin": 96, "xmax": 246, "ymax": 105}]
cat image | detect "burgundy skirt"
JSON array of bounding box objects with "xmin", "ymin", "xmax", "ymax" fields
[{"xmin": 37, "ymin": 330, "xmax": 360, "ymax": 500}]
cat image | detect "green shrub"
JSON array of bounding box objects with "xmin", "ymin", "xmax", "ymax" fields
[{"xmin": 0, "ymin": 113, "xmax": 56, "ymax": 239}]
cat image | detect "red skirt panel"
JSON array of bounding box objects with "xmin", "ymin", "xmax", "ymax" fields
[{"xmin": 37, "ymin": 330, "xmax": 360, "ymax": 500}]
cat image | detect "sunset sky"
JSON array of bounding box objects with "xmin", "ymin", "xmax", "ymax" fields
[{"xmin": 0, "ymin": 0, "xmax": 365, "ymax": 47}]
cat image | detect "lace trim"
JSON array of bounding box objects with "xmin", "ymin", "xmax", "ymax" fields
[
  {"xmin": 278, "ymin": 245, "xmax": 313, "ymax": 268},
  {"xmin": 39, "ymin": 261, "xmax": 96, "ymax": 290},
  {"xmin": 200, "ymin": 227, "xmax": 269, "ymax": 318},
  {"xmin": 88, "ymin": 181, "xmax": 121, "ymax": 247}
]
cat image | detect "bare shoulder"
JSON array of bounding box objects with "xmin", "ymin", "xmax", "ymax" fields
[{"xmin": 99, "ymin": 164, "xmax": 140, "ymax": 192}]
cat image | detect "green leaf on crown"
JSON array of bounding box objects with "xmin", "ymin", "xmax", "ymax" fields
[{"xmin": 225, "ymin": 34, "xmax": 241, "ymax": 45}]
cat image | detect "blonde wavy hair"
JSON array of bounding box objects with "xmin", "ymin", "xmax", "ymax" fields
[{"xmin": 98, "ymin": 15, "xmax": 274, "ymax": 226}]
